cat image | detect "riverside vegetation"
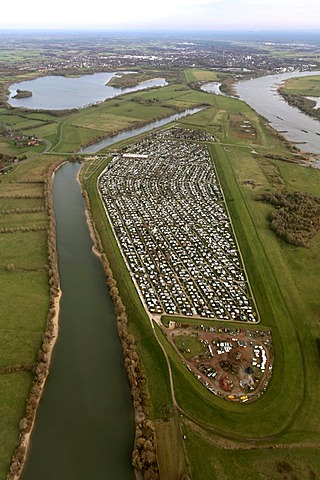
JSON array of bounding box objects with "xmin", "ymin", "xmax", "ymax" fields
[
  {"xmin": 279, "ymin": 74, "xmax": 320, "ymax": 120},
  {"xmin": 0, "ymin": 64, "xmax": 320, "ymax": 480}
]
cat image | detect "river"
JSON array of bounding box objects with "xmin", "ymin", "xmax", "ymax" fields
[
  {"xmin": 236, "ymin": 70, "xmax": 320, "ymax": 155},
  {"xmin": 22, "ymin": 163, "xmax": 134, "ymax": 480},
  {"xmin": 8, "ymin": 72, "xmax": 167, "ymax": 110},
  {"xmin": 79, "ymin": 107, "xmax": 204, "ymax": 154}
]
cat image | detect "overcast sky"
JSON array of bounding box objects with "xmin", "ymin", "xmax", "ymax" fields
[{"xmin": 1, "ymin": 0, "xmax": 320, "ymax": 30}]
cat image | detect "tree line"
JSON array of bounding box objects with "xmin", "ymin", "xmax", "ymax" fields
[
  {"xmin": 82, "ymin": 189, "xmax": 160, "ymax": 479},
  {"xmin": 256, "ymin": 190, "xmax": 320, "ymax": 247},
  {"xmin": 0, "ymin": 207, "xmax": 45, "ymax": 215},
  {"xmin": 279, "ymin": 90, "xmax": 320, "ymax": 121}
]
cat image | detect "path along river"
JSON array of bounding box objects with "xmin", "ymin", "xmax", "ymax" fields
[{"xmin": 21, "ymin": 70, "xmax": 320, "ymax": 479}]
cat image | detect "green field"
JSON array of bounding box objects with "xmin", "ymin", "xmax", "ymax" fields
[
  {"xmin": 184, "ymin": 68, "xmax": 220, "ymax": 83},
  {"xmin": 281, "ymin": 75, "xmax": 320, "ymax": 96},
  {"xmin": 0, "ymin": 158, "xmax": 52, "ymax": 478},
  {"xmin": 0, "ymin": 66, "xmax": 320, "ymax": 479}
]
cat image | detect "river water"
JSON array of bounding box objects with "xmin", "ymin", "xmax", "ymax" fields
[
  {"xmin": 79, "ymin": 107, "xmax": 204, "ymax": 154},
  {"xmin": 22, "ymin": 163, "xmax": 134, "ymax": 480},
  {"xmin": 236, "ymin": 70, "xmax": 320, "ymax": 154},
  {"xmin": 8, "ymin": 72, "xmax": 167, "ymax": 110}
]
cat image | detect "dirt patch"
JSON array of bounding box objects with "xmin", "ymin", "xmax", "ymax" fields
[{"xmin": 165, "ymin": 322, "xmax": 273, "ymax": 402}]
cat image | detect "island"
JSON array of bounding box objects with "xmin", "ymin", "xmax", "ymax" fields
[{"xmin": 12, "ymin": 89, "xmax": 32, "ymax": 99}]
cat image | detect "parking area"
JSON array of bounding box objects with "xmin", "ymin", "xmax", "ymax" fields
[{"xmin": 99, "ymin": 126, "xmax": 258, "ymax": 322}]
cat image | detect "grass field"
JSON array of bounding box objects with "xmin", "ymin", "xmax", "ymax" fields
[
  {"xmin": 281, "ymin": 75, "xmax": 320, "ymax": 96},
  {"xmin": 184, "ymin": 68, "xmax": 220, "ymax": 83},
  {"xmin": 0, "ymin": 373, "xmax": 33, "ymax": 479}
]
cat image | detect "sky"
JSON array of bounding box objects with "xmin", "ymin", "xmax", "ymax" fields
[{"xmin": 1, "ymin": 0, "xmax": 320, "ymax": 31}]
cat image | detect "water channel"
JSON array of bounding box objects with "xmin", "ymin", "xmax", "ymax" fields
[
  {"xmin": 22, "ymin": 163, "xmax": 135, "ymax": 480},
  {"xmin": 79, "ymin": 107, "xmax": 204, "ymax": 154}
]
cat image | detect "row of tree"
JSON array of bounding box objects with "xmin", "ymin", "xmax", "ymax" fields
[
  {"xmin": 82, "ymin": 189, "xmax": 160, "ymax": 479},
  {"xmin": 279, "ymin": 90, "xmax": 320, "ymax": 121},
  {"xmin": 0, "ymin": 207, "xmax": 45, "ymax": 215},
  {"xmin": 0, "ymin": 194, "xmax": 44, "ymax": 199},
  {"xmin": 256, "ymin": 191, "xmax": 320, "ymax": 247},
  {"xmin": 0, "ymin": 225, "xmax": 47, "ymax": 234},
  {"xmin": 0, "ymin": 364, "xmax": 35, "ymax": 374}
]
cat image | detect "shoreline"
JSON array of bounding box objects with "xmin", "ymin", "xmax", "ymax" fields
[
  {"xmin": 8, "ymin": 162, "xmax": 64, "ymax": 480},
  {"xmin": 78, "ymin": 166, "xmax": 159, "ymax": 480},
  {"xmin": 12, "ymin": 288, "xmax": 62, "ymax": 479}
]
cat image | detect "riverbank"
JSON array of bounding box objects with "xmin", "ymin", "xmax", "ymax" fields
[
  {"xmin": 78, "ymin": 106, "xmax": 206, "ymax": 154},
  {"xmin": 80, "ymin": 167, "xmax": 160, "ymax": 479},
  {"xmin": 10, "ymin": 287, "xmax": 62, "ymax": 480},
  {"xmin": 236, "ymin": 70, "xmax": 320, "ymax": 155},
  {"xmin": 8, "ymin": 161, "xmax": 64, "ymax": 480},
  {"xmin": 278, "ymin": 88, "xmax": 320, "ymax": 122}
]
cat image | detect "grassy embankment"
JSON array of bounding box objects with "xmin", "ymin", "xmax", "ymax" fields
[
  {"xmin": 84, "ymin": 88, "xmax": 320, "ymax": 478},
  {"xmin": 172, "ymin": 96, "xmax": 320, "ymax": 477},
  {"xmin": 279, "ymin": 74, "xmax": 320, "ymax": 120},
  {"xmin": 1, "ymin": 67, "xmax": 320, "ymax": 479}
]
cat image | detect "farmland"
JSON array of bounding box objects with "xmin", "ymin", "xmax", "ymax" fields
[{"xmin": 280, "ymin": 74, "xmax": 320, "ymax": 96}]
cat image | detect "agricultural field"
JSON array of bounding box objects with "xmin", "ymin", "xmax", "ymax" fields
[
  {"xmin": 281, "ymin": 74, "xmax": 320, "ymax": 96},
  {"xmin": 0, "ymin": 156, "xmax": 53, "ymax": 479},
  {"xmin": 184, "ymin": 68, "xmax": 220, "ymax": 83}
]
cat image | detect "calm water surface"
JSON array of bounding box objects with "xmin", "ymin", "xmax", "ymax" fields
[
  {"xmin": 200, "ymin": 82, "xmax": 226, "ymax": 96},
  {"xmin": 22, "ymin": 163, "xmax": 134, "ymax": 480},
  {"xmin": 79, "ymin": 107, "xmax": 204, "ymax": 153},
  {"xmin": 236, "ymin": 70, "xmax": 320, "ymax": 154},
  {"xmin": 8, "ymin": 72, "xmax": 167, "ymax": 110}
]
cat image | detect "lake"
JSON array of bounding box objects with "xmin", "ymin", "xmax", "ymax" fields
[{"xmin": 8, "ymin": 72, "xmax": 167, "ymax": 110}]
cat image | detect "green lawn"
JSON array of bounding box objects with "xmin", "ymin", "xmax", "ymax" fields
[
  {"xmin": 281, "ymin": 75, "xmax": 320, "ymax": 96},
  {"xmin": 184, "ymin": 68, "xmax": 220, "ymax": 83}
]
